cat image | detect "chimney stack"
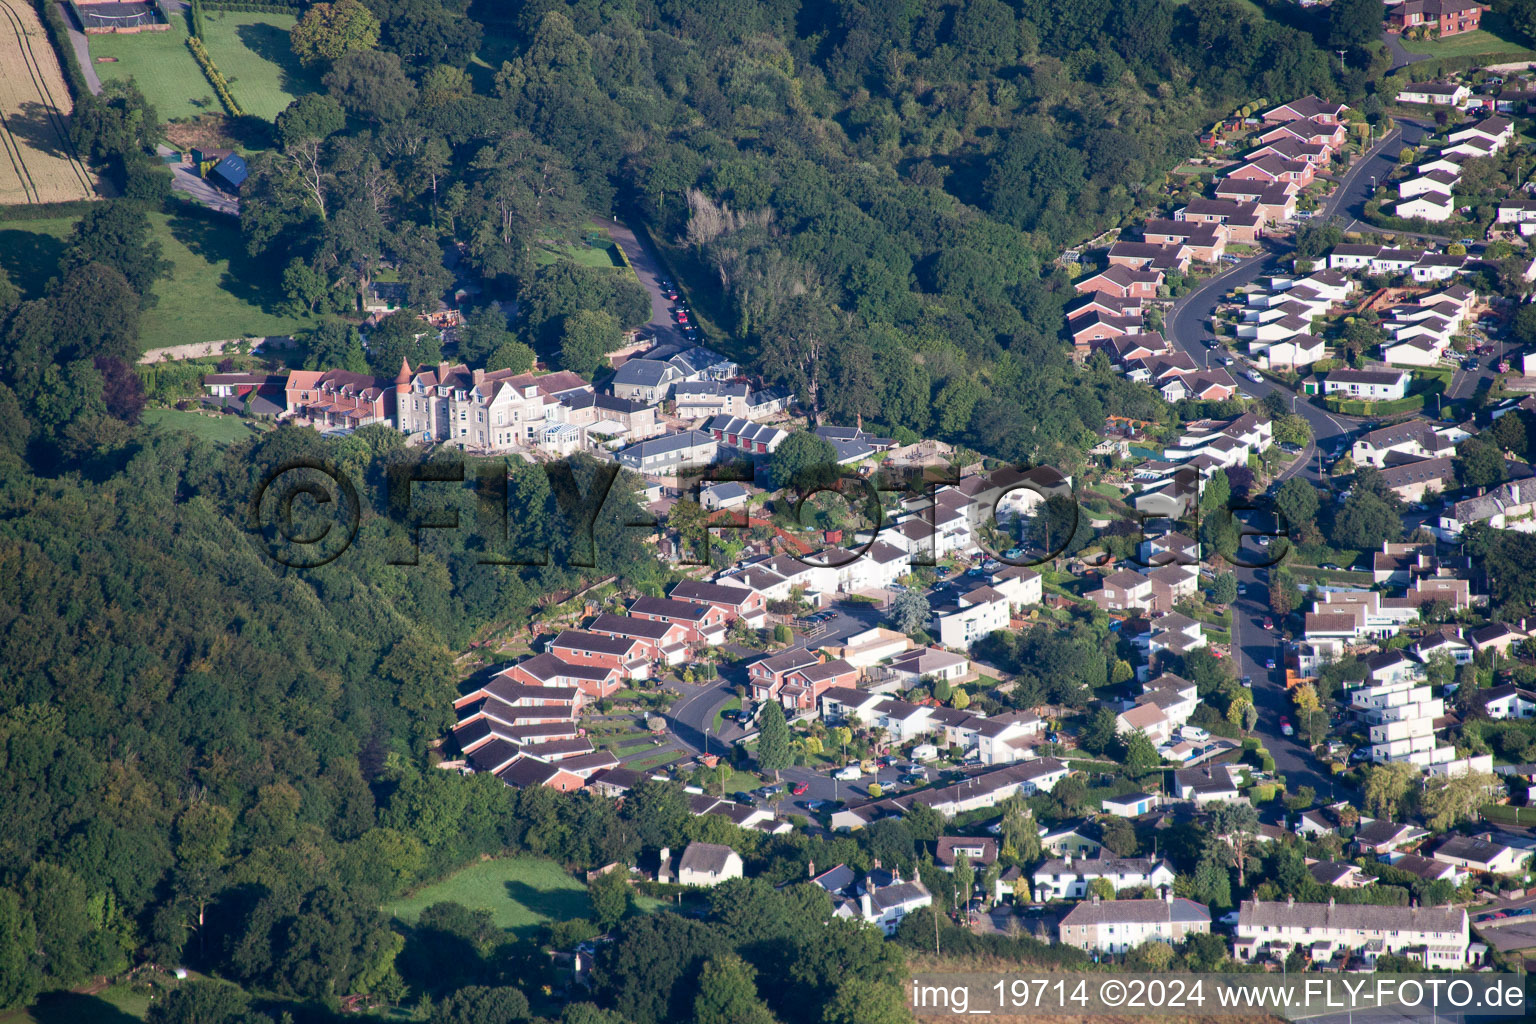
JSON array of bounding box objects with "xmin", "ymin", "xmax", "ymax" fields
[
  {"xmin": 1165, "ymin": 888, "xmax": 1174, "ymax": 905},
  {"xmin": 808, "ymin": 860, "xmax": 815, "ymax": 879},
  {"xmin": 1287, "ymin": 895, "xmax": 1295, "ymax": 908},
  {"xmin": 860, "ymin": 891, "xmax": 874, "ymax": 920},
  {"xmin": 473, "ymin": 368, "xmax": 485, "ymax": 386}
]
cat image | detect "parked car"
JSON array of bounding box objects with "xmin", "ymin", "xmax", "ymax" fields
[
  {"xmin": 791, "ymin": 782, "xmax": 808, "ymax": 796},
  {"xmin": 1466, "ymin": 358, "xmax": 1479, "ymax": 371},
  {"xmin": 1265, "ymin": 657, "xmax": 1277, "ymax": 671},
  {"xmin": 1279, "ymin": 716, "xmax": 1294, "ymax": 736},
  {"xmin": 1181, "ymin": 725, "xmax": 1211, "ymax": 742},
  {"xmin": 1240, "ymin": 675, "xmax": 1253, "ymax": 688},
  {"xmin": 1221, "ymin": 356, "xmax": 1234, "ymax": 366},
  {"xmin": 1263, "ymin": 617, "xmax": 1274, "ymax": 630},
  {"xmin": 899, "ymin": 773, "xmax": 926, "ymax": 785},
  {"xmin": 1247, "ymin": 370, "xmax": 1264, "ymax": 384},
  {"xmin": 833, "ymin": 765, "xmax": 861, "ymax": 781}
]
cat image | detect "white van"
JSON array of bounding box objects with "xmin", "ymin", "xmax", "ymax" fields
[
  {"xmin": 1180, "ymin": 725, "xmax": 1211, "ymax": 742},
  {"xmin": 833, "ymin": 764, "xmax": 862, "ymax": 781}
]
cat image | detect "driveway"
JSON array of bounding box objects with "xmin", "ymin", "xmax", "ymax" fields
[
  {"xmin": 606, "ymin": 219, "xmax": 695, "ymax": 350},
  {"xmin": 59, "ymin": 2, "xmax": 103, "ymax": 95},
  {"xmin": 156, "ymin": 145, "xmax": 238, "ymax": 215},
  {"xmin": 1382, "ymin": 30, "xmax": 1429, "ymax": 71}
]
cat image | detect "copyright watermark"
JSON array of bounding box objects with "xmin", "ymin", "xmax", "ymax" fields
[{"xmin": 246, "ymin": 456, "xmax": 1298, "ymax": 572}]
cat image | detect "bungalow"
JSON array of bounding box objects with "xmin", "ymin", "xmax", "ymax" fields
[
  {"xmin": 676, "ymin": 842, "xmax": 745, "ymax": 886},
  {"xmin": 886, "ymin": 645, "xmax": 970, "ymax": 685},
  {"xmin": 495, "ymin": 755, "xmax": 586, "ymax": 792},
  {"xmin": 1101, "ymin": 792, "xmax": 1160, "ymax": 816},
  {"xmin": 1324, "ymin": 367, "xmax": 1412, "ymax": 402},
  {"xmin": 1262, "ymin": 96, "xmax": 1349, "ymax": 124},
  {"xmin": 1308, "ymin": 860, "xmax": 1374, "ymax": 888},
  {"xmin": 1395, "ymin": 82, "xmax": 1472, "ymax": 107},
  {"xmin": 1429, "ymin": 835, "xmax": 1526, "ymax": 875},
  {"xmin": 1353, "ymin": 819, "xmax": 1431, "ymax": 856},
  {"xmin": 615, "ymin": 430, "xmax": 718, "ymax": 477},
  {"xmin": 698, "ymin": 481, "xmax": 750, "ymax": 512},
  {"xmin": 1442, "ymin": 136, "xmax": 1500, "ymax": 161},
  {"xmin": 1174, "ymin": 765, "xmax": 1243, "ymax": 805},
  {"xmin": 1411, "ymin": 253, "xmax": 1467, "ymax": 283}
]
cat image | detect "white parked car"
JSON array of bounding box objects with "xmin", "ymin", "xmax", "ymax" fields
[{"xmin": 1247, "ymin": 370, "xmax": 1264, "ymax": 384}]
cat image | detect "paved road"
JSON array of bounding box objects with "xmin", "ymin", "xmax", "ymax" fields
[
  {"xmin": 664, "ymin": 601, "xmax": 883, "ymax": 758},
  {"xmin": 606, "ymin": 219, "xmax": 696, "ymax": 350},
  {"xmin": 1382, "ymin": 29, "xmax": 1429, "ymax": 71},
  {"xmin": 1160, "ymin": 134, "xmax": 1432, "ymax": 799},
  {"xmin": 58, "ymin": 2, "xmax": 103, "ymax": 95}
]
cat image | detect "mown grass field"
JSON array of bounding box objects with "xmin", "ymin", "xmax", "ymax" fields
[
  {"xmin": 197, "ymin": 12, "xmax": 318, "ymax": 120},
  {"xmin": 141, "ymin": 407, "xmax": 261, "ymax": 444},
  {"xmin": 385, "ymin": 856, "xmax": 660, "ymax": 938},
  {"xmin": 88, "ymin": 17, "xmax": 212, "ymax": 122},
  {"xmin": 1398, "ymin": 20, "xmax": 1536, "ymax": 59},
  {"xmin": 0, "ymin": 208, "xmax": 312, "ymax": 350},
  {"xmin": 89, "ymin": 10, "xmax": 315, "ymax": 122},
  {"xmin": 4, "ymin": 983, "xmax": 151, "ymax": 1024}
]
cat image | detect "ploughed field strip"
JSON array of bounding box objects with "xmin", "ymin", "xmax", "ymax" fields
[{"xmin": 0, "ymin": 0, "xmax": 94, "ymax": 204}]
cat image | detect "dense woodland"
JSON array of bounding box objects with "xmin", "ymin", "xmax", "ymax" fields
[{"xmin": 0, "ymin": 0, "xmax": 1450, "ymax": 1018}]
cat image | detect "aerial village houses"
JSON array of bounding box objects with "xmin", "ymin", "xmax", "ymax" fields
[
  {"xmin": 1059, "ymin": 896, "xmax": 1212, "ymax": 954},
  {"xmin": 1234, "ymin": 899, "xmax": 1470, "ymax": 968}
]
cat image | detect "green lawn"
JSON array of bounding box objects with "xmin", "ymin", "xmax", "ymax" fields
[
  {"xmin": 711, "ymin": 696, "xmax": 741, "ymax": 731},
  {"xmin": 385, "ymin": 856, "xmax": 593, "ymax": 937},
  {"xmin": 88, "ymin": 16, "xmax": 213, "ymax": 123},
  {"xmin": 7, "ymin": 983, "xmax": 153, "ymax": 1024},
  {"xmin": 1399, "ymin": 22, "xmax": 1536, "ymax": 59},
  {"xmin": 0, "ymin": 210, "xmax": 313, "ymax": 351},
  {"xmin": 88, "ymin": 11, "xmax": 316, "ymax": 122},
  {"xmin": 0, "ymin": 218, "xmax": 72, "ymax": 299},
  {"xmin": 141, "ymin": 408, "xmax": 262, "ymax": 445},
  {"xmin": 198, "ymin": 12, "xmax": 320, "ymax": 120}
]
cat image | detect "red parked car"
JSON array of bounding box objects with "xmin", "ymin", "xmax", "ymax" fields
[
  {"xmin": 1262, "ymin": 616, "xmax": 1274, "ymax": 630},
  {"xmin": 791, "ymin": 782, "xmax": 808, "ymax": 796}
]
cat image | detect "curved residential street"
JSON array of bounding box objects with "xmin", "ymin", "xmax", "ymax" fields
[{"xmin": 1162, "ymin": 126, "xmax": 1433, "ymax": 800}]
